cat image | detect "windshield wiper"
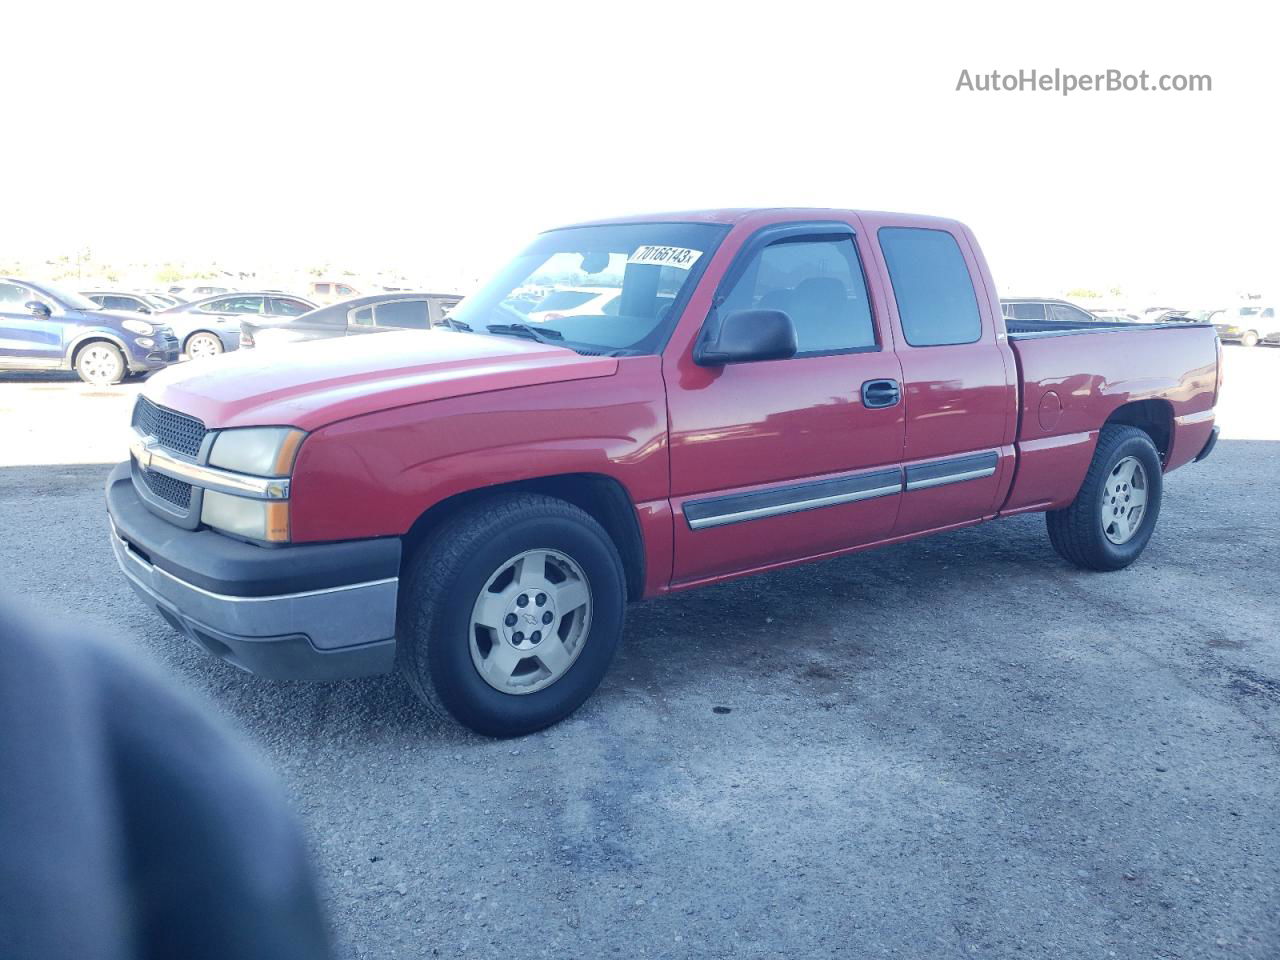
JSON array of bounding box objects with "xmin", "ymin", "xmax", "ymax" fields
[
  {"xmin": 485, "ymin": 322, "xmax": 564, "ymax": 344},
  {"xmin": 439, "ymin": 316, "xmax": 472, "ymax": 332}
]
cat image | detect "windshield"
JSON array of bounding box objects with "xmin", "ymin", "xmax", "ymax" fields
[
  {"xmin": 449, "ymin": 222, "xmax": 728, "ymax": 355},
  {"xmin": 34, "ymin": 282, "xmax": 102, "ymax": 312}
]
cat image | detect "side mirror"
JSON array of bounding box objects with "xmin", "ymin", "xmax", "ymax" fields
[
  {"xmin": 694, "ymin": 308, "xmax": 797, "ymax": 366},
  {"xmin": 26, "ymin": 300, "xmax": 51, "ymax": 318},
  {"xmin": 139, "ymin": 305, "xmax": 152, "ymax": 314}
]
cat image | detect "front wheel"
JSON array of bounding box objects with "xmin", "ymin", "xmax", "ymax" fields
[
  {"xmin": 1046, "ymin": 424, "xmax": 1163, "ymax": 571},
  {"xmin": 397, "ymin": 493, "xmax": 626, "ymax": 737},
  {"xmin": 74, "ymin": 341, "xmax": 126, "ymax": 385}
]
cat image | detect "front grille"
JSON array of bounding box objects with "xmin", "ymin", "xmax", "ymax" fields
[
  {"xmin": 140, "ymin": 467, "xmax": 193, "ymax": 508},
  {"xmin": 132, "ymin": 395, "xmax": 206, "ymax": 458}
]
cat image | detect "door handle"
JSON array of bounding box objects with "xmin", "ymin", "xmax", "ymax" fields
[{"xmin": 861, "ymin": 379, "xmax": 901, "ymax": 409}]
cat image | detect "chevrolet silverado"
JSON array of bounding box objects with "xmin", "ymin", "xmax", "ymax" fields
[{"xmin": 105, "ymin": 209, "xmax": 1221, "ymax": 736}]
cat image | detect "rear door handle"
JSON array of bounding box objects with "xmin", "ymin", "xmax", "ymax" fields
[{"xmin": 861, "ymin": 378, "xmax": 901, "ymax": 409}]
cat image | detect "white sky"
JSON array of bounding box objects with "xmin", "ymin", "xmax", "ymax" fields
[{"xmin": 6, "ymin": 0, "xmax": 1275, "ymax": 303}]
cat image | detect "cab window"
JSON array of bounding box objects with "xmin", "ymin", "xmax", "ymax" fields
[{"xmin": 879, "ymin": 227, "xmax": 982, "ymax": 346}]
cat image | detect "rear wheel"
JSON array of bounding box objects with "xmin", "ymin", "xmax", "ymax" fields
[
  {"xmin": 1046, "ymin": 425, "xmax": 1163, "ymax": 571},
  {"xmin": 185, "ymin": 331, "xmax": 224, "ymax": 359},
  {"xmin": 74, "ymin": 341, "xmax": 126, "ymax": 385},
  {"xmin": 398, "ymin": 493, "xmax": 626, "ymax": 737},
  {"xmin": 1242, "ymin": 330, "xmax": 1260, "ymax": 348}
]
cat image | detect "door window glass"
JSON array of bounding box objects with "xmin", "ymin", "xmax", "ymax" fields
[{"xmin": 719, "ymin": 237, "xmax": 877, "ymax": 354}]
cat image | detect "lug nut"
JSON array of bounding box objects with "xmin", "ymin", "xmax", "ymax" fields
[
  {"xmin": 516, "ymin": 594, "xmax": 529, "ymax": 608},
  {"xmin": 542, "ymin": 611, "xmax": 553, "ymax": 624},
  {"xmin": 505, "ymin": 613, "xmax": 518, "ymax": 627},
  {"xmin": 512, "ymin": 631, "xmax": 524, "ymax": 644},
  {"xmin": 536, "ymin": 592, "xmax": 548, "ymax": 606},
  {"xmin": 530, "ymin": 631, "xmax": 542, "ymax": 644}
]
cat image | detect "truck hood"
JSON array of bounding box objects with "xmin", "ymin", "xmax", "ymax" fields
[{"xmin": 142, "ymin": 330, "xmax": 619, "ymax": 431}]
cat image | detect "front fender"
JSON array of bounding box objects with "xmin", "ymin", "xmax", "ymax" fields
[{"xmin": 287, "ymin": 358, "xmax": 670, "ymax": 544}]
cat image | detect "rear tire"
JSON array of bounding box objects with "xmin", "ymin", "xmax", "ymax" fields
[
  {"xmin": 397, "ymin": 493, "xmax": 626, "ymax": 737},
  {"xmin": 74, "ymin": 341, "xmax": 126, "ymax": 385},
  {"xmin": 1242, "ymin": 330, "xmax": 1259, "ymax": 348},
  {"xmin": 185, "ymin": 331, "xmax": 224, "ymax": 359},
  {"xmin": 1046, "ymin": 425, "xmax": 1163, "ymax": 571}
]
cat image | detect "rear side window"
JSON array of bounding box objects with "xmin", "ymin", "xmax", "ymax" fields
[
  {"xmin": 375, "ymin": 299, "xmax": 429, "ymax": 329},
  {"xmin": 269, "ymin": 297, "xmax": 311, "ymax": 317},
  {"xmin": 1049, "ymin": 303, "xmax": 1092, "ymax": 323},
  {"xmin": 1008, "ymin": 302, "xmax": 1047, "ymax": 320},
  {"xmin": 719, "ymin": 237, "xmax": 877, "ymax": 355},
  {"xmin": 537, "ymin": 290, "xmax": 599, "ymax": 312},
  {"xmin": 878, "ymin": 227, "xmax": 982, "ymax": 346}
]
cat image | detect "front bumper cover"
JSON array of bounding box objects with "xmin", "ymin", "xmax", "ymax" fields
[{"xmin": 105, "ymin": 461, "xmax": 400, "ymax": 680}]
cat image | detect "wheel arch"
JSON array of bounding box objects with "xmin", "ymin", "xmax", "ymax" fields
[
  {"xmin": 402, "ymin": 473, "xmax": 646, "ymax": 601},
  {"xmin": 1103, "ymin": 399, "xmax": 1174, "ymax": 464},
  {"xmin": 183, "ymin": 328, "xmax": 221, "ymax": 350},
  {"xmin": 66, "ymin": 331, "xmax": 128, "ymax": 366}
]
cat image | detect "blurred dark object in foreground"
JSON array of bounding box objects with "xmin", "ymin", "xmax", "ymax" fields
[{"xmin": 0, "ymin": 598, "xmax": 330, "ymax": 960}]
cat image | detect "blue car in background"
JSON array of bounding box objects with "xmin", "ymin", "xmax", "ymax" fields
[{"xmin": 0, "ymin": 278, "xmax": 179, "ymax": 385}]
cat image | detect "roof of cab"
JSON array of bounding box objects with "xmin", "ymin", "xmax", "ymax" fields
[{"xmin": 551, "ymin": 207, "xmax": 968, "ymax": 232}]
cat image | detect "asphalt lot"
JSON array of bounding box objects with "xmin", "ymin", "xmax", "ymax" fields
[{"xmin": 1, "ymin": 348, "xmax": 1278, "ymax": 958}]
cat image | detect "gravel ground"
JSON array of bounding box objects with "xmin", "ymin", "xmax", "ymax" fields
[{"xmin": 1, "ymin": 350, "xmax": 1278, "ymax": 958}]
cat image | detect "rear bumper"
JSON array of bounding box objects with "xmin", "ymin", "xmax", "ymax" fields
[
  {"xmin": 1194, "ymin": 425, "xmax": 1220, "ymax": 463},
  {"xmin": 105, "ymin": 462, "xmax": 399, "ymax": 680}
]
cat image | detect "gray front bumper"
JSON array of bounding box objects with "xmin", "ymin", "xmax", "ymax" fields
[{"xmin": 110, "ymin": 519, "xmax": 398, "ymax": 680}]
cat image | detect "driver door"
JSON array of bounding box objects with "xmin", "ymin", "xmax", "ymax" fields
[
  {"xmin": 0, "ymin": 282, "xmax": 64, "ymax": 367},
  {"xmin": 664, "ymin": 223, "xmax": 906, "ymax": 585}
]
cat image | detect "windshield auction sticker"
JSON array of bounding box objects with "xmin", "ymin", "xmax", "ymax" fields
[{"xmin": 627, "ymin": 245, "xmax": 703, "ymax": 269}]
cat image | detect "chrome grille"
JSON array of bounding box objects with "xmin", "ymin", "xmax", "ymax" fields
[
  {"xmin": 132, "ymin": 395, "xmax": 206, "ymax": 458},
  {"xmin": 140, "ymin": 467, "xmax": 192, "ymax": 508}
]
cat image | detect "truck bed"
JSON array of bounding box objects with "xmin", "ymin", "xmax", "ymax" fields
[
  {"xmin": 999, "ymin": 320, "xmax": 1220, "ymax": 515},
  {"xmin": 1005, "ymin": 319, "xmax": 1213, "ymax": 338}
]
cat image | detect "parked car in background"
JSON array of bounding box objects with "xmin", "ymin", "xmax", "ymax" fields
[
  {"xmin": 81, "ymin": 290, "xmax": 175, "ymax": 315},
  {"xmin": 1214, "ymin": 304, "xmax": 1277, "ymax": 347},
  {"xmin": 1, "ymin": 277, "xmax": 178, "ymax": 384},
  {"xmin": 161, "ymin": 292, "xmax": 317, "ymax": 358},
  {"xmin": 167, "ymin": 284, "xmax": 232, "ymax": 301},
  {"xmin": 1092, "ymin": 310, "xmax": 1142, "ymax": 323},
  {"xmin": 307, "ymin": 280, "xmax": 361, "ymax": 304},
  {"xmin": 239, "ymin": 292, "xmax": 462, "ymax": 349},
  {"xmin": 105, "ymin": 207, "xmax": 1220, "ymax": 736},
  {"xmin": 526, "ymin": 286, "xmax": 622, "ymax": 323},
  {"xmin": 1184, "ymin": 308, "xmax": 1225, "ymax": 326},
  {"xmin": 143, "ymin": 292, "xmax": 183, "ymax": 309},
  {"xmin": 1001, "ymin": 298, "xmax": 1101, "ymax": 324}
]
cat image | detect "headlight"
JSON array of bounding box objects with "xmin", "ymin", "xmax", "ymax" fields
[
  {"xmin": 208, "ymin": 427, "xmax": 305, "ymax": 477},
  {"xmin": 201, "ymin": 490, "xmax": 290, "ymax": 542},
  {"xmin": 123, "ymin": 318, "xmax": 155, "ymax": 335}
]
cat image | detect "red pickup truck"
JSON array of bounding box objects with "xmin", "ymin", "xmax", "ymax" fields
[{"xmin": 106, "ymin": 208, "xmax": 1221, "ymax": 736}]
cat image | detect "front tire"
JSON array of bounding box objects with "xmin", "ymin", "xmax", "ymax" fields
[
  {"xmin": 74, "ymin": 341, "xmax": 126, "ymax": 385},
  {"xmin": 398, "ymin": 493, "xmax": 626, "ymax": 737},
  {"xmin": 1046, "ymin": 425, "xmax": 1163, "ymax": 571}
]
